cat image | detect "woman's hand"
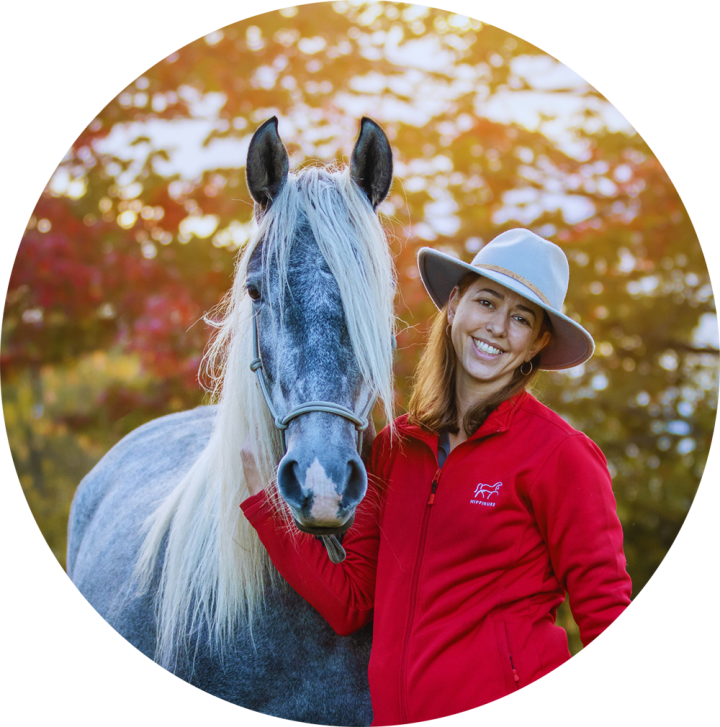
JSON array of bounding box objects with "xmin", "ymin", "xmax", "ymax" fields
[{"xmin": 241, "ymin": 433, "xmax": 265, "ymax": 497}]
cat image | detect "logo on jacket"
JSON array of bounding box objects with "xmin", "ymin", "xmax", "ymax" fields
[{"xmin": 470, "ymin": 482, "xmax": 503, "ymax": 507}]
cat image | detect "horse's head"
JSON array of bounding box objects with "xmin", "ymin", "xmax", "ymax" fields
[{"xmin": 245, "ymin": 117, "xmax": 394, "ymax": 535}]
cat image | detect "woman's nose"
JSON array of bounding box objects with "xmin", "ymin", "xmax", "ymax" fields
[{"xmin": 486, "ymin": 314, "xmax": 508, "ymax": 336}]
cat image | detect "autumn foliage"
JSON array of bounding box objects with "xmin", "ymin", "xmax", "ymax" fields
[{"xmin": 2, "ymin": 4, "xmax": 716, "ymax": 641}]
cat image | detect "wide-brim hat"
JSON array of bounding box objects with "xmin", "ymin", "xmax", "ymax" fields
[{"xmin": 417, "ymin": 228, "xmax": 594, "ymax": 370}]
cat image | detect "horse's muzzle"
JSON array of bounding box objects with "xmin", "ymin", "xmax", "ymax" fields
[{"xmin": 277, "ymin": 442, "xmax": 367, "ymax": 533}]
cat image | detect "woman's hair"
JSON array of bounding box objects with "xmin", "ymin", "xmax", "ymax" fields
[{"xmin": 407, "ymin": 272, "xmax": 552, "ymax": 437}]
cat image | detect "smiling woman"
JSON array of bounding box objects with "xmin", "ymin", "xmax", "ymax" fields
[
  {"xmin": 409, "ymin": 229, "xmax": 594, "ymax": 439},
  {"xmin": 408, "ymin": 284, "xmax": 545, "ymax": 441},
  {"xmin": 241, "ymin": 227, "xmax": 632, "ymax": 724},
  {"xmin": 446, "ymin": 277, "xmax": 551, "ymax": 422}
]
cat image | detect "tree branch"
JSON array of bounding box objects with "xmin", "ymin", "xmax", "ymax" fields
[{"xmin": 676, "ymin": 345, "xmax": 719, "ymax": 355}]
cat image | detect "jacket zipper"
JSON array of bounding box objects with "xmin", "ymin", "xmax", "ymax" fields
[
  {"xmin": 503, "ymin": 623, "xmax": 520, "ymax": 692},
  {"xmin": 427, "ymin": 469, "xmax": 440, "ymax": 505},
  {"xmin": 508, "ymin": 653, "xmax": 520, "ymax": 689},
  {"xmin": 399, "ymin": 467, "xmax": 442, "ymax": 722}
]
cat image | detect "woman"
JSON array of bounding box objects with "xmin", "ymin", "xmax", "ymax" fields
[{"xmin": 241, "ymin": 228, "xmax": 632, "ymax": 725}]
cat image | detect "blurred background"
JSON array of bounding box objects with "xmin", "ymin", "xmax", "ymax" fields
[{"xmin": 2, "ymin": 2, "xmax": 716, "ymax": 654}]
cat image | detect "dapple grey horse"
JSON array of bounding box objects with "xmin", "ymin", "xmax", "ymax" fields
[{"xmin": 67, "ymin": 117, "xmax": 396, "ymax": 725}]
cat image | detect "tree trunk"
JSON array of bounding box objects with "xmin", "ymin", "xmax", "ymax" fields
[{"xmin": 24, "ymin": 364, "xmax": 45, "ymax": 495}]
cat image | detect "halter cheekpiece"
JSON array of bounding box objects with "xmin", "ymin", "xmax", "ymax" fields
[{"xmin": 249, "ymin": 313, "xmax": 376, "ymax": 454}]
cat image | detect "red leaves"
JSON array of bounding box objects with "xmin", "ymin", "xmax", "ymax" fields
[
  {"xmin": 11, "ymin": 232, "xmax": 103, "ymax": 313},
  {"xmin": 3, "ymin": 190, "xmax": 225, "ymax": 385},
  {"xmin": 126, "ymin": 288, "xmax": 205, "ymax": 386}
]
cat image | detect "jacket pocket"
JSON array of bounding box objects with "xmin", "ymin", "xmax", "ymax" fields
[{"xmin": 493, "ymin": 620, "xmax": 521, "ymax": 694}]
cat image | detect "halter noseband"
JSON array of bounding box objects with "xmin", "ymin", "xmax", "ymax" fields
[{"xmin": 249, "ymin": 314, "xmax": 376, "ymax": 454}]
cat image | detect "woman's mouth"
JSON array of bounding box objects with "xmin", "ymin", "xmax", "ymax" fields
[{"xmin": 472, "ymin": 338, "xmax": 504, "ymax": 356}]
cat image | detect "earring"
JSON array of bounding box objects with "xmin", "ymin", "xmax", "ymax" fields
[
  {"xmin": 446, "ymin": 324, "xmax": 452, "ymax": 337},
  {"xmin": 520, "ymin": 360, "xmax": 533, "ymax": 375}
]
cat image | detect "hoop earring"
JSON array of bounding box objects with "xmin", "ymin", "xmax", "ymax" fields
[
  {"xmin": 520, "ymin": 360, "xmax": 533, "ymax": 376},
  {"xmin": 446, "ymin": 325, "xmax": 452, "ymax": 337}
]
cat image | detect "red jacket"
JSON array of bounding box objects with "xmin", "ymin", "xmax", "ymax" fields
[{"xmin": 241, "ymin": 392, "xmax": 632, "ymax": 724}]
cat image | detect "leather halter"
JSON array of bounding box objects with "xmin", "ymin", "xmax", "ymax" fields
[{"xmin": 249, "ymin": 313, "xmax": 376, "ymax": 454}]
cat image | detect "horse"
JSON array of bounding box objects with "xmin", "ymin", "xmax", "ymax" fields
[{"xmin": 67, "ymin": 117, "xmax": 396, "ymax": 725}]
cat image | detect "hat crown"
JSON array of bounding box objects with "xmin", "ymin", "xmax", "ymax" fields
[{"xmin": 471, "ymin": 229, "xmax": 569, "ymax": 311}]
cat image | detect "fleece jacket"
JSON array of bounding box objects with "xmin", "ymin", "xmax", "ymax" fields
[{"xmin": 241, "ymin": 391, "xmax": 632, "ymax": 724}]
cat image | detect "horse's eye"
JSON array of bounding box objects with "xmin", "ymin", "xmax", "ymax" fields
[{"xmin": 247, "ymin": 285, "xmax": 262, "ymax": 301}]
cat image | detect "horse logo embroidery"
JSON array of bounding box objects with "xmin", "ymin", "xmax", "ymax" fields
[{"xmin": 471, "ymin": 482, "xmax": 503, "ymax": 507}]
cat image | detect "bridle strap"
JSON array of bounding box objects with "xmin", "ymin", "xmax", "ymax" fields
[
  {"xmin": 250, "ymin": 314, "xmax": 376, "ymax": 453},
  {"xmin": 249, "ymin": 313, "xmax": 386, "ymax": 563}
]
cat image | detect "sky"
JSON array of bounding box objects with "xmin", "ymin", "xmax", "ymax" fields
[
  {"xmin": 74, "ymin": 31, "xmax": 633, "ymax": 185},
  {"xmin": 76, "ymin": 41, "xmax": 635, "ymax": 245}
]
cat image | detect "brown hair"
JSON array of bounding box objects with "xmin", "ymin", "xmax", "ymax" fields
[{"xmin": 407, "ymin": 272, "xmax": 551, "ymax": 437}]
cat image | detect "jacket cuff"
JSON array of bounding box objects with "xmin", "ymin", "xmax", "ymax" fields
[{"xmin": 240, "ymin": 489, "xmax": 274, "ymax": 521}]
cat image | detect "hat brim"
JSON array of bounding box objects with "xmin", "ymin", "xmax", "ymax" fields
[{"xmin": 418, "ymin": 248, "xmax": 594, "ymax": 370}]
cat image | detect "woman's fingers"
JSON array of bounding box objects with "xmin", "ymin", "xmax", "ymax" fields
[
  {"xmin": 240, "ymin": 432, "xmax": 253, "ymax": 461},
  {"xmin": 241, "ymin": 433, "xmax": 265, "ymax": 496}
]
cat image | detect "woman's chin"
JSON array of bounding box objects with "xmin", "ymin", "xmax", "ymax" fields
[{"xmin": 458, "ymin": 364, "xmax": 514, "ymax": 393}]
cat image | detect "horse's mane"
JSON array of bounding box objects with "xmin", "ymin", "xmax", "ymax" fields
[{"xmin": 134, "ymin": 165, "xmax": 396, "ymax": 666}]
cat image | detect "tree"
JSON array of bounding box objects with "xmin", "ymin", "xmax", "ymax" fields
[{"xmin": 3, "ymin": 2, "xmax": 714, "ymax": 602}]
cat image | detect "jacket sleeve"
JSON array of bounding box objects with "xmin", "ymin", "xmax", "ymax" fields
[
  {"xmin": 528, "ymin": 432, "xmax": 632, "ymax": 646},
  {"xmin": 240, "ymin": 433, "xmax": 388, "ymax": 636}
]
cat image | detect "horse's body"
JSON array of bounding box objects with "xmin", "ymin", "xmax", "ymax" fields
[
  {"xmin": 67, "ymin": 406, "xmax": 373, "ymax": 723},
  {"xmin": 67, "ymin": 118, "xmax": 395, "ymax": 725}
]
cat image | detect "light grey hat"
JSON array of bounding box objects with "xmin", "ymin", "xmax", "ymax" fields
[{"xmin": 417, "ymin": 228, "xmax": 594, "ymax": 370}]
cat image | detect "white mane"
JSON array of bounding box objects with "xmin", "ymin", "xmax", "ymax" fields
[{"xmin": 134, "ymin": 166, "xmax": 396, "ymax": 666}]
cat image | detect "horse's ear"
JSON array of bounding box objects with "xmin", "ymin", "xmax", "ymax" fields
[
  {"xmin": 246, "ymin": 117, "xmax": 289, "ymax": 210},
  {"xmin": 350, "ymin": 117, "xmax": 393, "ymax": 210}
]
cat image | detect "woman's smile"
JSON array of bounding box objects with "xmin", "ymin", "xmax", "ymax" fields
[{"xmin": 471, "ymin": 337, "xmax": 505, "ymax": 356}]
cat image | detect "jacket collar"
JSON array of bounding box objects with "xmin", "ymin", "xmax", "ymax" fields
[{"xmin": 394, "ymin": 391, "xmax": 529, "ymax": 449}]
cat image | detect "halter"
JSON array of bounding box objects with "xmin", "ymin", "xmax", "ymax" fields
[
  {"xmin": 249, "ymin": 313, "xmax": 394, "ymax": 564},
  {"xmin": 249, "ymin": 313, "xmax": 377, "ymax": 454}
]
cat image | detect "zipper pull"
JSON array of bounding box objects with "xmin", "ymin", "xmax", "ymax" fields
[
  {"xmin": 427, "ymin": 469, "xmax": 441, "ymax": 505},
  {"xmin": 509, "ymin": 654, "xmax": 520, "ymax": 684}
]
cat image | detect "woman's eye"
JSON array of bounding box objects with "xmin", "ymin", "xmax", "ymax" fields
[
  {"xmin": 247, "ymin": 285, "xmax": 261, "ymax": 301},
  {"xmin": 477, "ymin": 298, "xmax": 493, "ymax": 308}
]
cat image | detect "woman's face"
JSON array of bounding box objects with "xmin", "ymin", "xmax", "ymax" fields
[{"xmin": 447, "ymin": 276, "xmax": 551, "ymax": 400}]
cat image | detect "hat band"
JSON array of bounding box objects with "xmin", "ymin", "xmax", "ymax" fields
[{"xmin": 475, "ymin": 264, "xmax": 551, "ymax": 306}]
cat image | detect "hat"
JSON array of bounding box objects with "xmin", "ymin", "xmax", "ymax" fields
[{"xmin": 417, "ymin": 228, "xmax": 594, "ymax": 370}]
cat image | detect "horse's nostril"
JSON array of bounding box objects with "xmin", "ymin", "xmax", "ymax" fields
[
  {"xmin": 277, "ymin": 457, "xmax": 307, "ymax": 510},
  {"xmin": 341, "ymin": 455, "xmax": 367, "ymax": 510}
]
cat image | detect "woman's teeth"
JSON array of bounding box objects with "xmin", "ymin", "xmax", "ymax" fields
[{"xmin": 473, "ymin": 338, "xmax": 503, "ymax": 355}]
